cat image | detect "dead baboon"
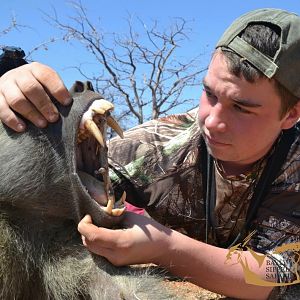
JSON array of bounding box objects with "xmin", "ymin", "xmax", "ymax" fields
[{"xmin": 0, "ymin": 81, "xmax": 175, "ymax": 300}]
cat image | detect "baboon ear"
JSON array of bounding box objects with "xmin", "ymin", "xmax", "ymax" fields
[
  {"xmin": 281, "ymin": 101, "xmax": 300, "ymax": 130},
  {"xmin": 69, "ymin": 81, "xmax": 95, "ymax": 94}
]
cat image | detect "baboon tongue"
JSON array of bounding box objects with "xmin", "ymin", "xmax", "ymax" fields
[{"xmin": 78, "ymin": 171, "xmax": 107, "ymax": 206}]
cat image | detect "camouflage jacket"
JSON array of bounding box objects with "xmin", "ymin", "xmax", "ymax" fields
[{"xmin": 108, "ymin": 110, "xmax": 300, "ymax": 298}]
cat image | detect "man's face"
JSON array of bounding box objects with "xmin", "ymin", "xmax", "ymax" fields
[{"xmin": 198, "ymin": 51, "xmax": 293, "ymax": 174}]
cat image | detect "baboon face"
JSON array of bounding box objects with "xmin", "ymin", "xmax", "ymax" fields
[{"xmin": 0, "ymin": 81, "xmax": 125, "ymax": 227}]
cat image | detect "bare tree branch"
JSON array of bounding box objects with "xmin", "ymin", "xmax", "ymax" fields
[
  {"xmin": 0, "ymin": 15, "xmax": 28, "ymax": 49},
  {"xmin": 43, "ymin": 0, "xmax": 205, "ymax": 127}
]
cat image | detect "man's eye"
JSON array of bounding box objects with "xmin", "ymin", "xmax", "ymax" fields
[
  {"xmin": 203, "ymin": 88, "xmax": 213, "ymax": 97},
  {"xmin": 233, "ymin": 104, "xmax": 251, "ymax": 114},
  {"xmin": 203, "ymin": 89, "xmax": 217, "ymax": 102}
]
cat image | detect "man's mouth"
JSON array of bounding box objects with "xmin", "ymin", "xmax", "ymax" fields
[
  {"xmin": 75, "ymin": 99, "xmax": 126, "ymax": 217},
  {"xmin": 204, "ymin": 133, "xmax": 231, "ymax": 147}
]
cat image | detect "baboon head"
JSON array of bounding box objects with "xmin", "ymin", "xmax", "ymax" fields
[
  {"xmin": 0, "ymin": 81, "xmax": 125, "ymax": 227},
  {"xmin": 0, "ymin": 82, "xmax": 174, "ymax": 300}
]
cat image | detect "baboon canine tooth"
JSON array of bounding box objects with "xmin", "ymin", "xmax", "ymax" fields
[
  {"xmin": 84, "ymin": 119, "xmax": 105, "ymax": 147},
  {"xmin": 100, "ymin": 206, "xmax": 111, "ymax": 214},
  {"xmin": 92, "ymin": 99, "xmax": 114, "ymax": 114},
  {"xmin": 107, "ymin": 116, "xmax": 124, "ymax": 139},
  {"xmin": 111, "ymin": 207, "xmax": 126, "ymax": 217},
  {"xmin": 105, "ymin": 196, "xmax": 114, "ymax": 215},
  {"xmin": 100, "ymin": 199, "xmax": 112, "ymax": 214},
  {"xmin": 92, "ymin": 107, "xmax": 106, "ymax": 115},
  {"xmin": 97, "ymin": 99, "xmax": 114, "ymax": 111}
]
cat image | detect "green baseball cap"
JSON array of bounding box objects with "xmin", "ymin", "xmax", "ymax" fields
[{"xmin": 216, "ymin": 8, "xmax": 300, "ymax": 98}]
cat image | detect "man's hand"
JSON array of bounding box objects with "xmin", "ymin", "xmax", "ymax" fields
[
  {"xmin": 78, "ymin": 212, "xmax": 273, "ymax": 299},
  {"xmin": 78, "ymin": 212, "xmax": 173, "ymax": 266},
  {"xmin": 0, "ymin": 62, "xmax": 71, "ymax": 132}
]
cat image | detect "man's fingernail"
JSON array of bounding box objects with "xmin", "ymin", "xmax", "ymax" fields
[
  {"xmin": 63, "ymin": 97, "xmax": 72, "ymax": 105},
  {"xmin": 48, "ymin": 112, "xmax": 59, "ymax": 122},
  {"xmin": 37, "ymin": 119, "xmax": 47, "ymax": 127},
  {"xmin": 17, "ymin": 123, "xmax": 25, "ymax": 132}
]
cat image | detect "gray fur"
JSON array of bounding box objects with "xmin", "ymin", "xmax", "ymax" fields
[{"xmin": 0, "ymin": 81, "xmax": 176, "ymax": 300}]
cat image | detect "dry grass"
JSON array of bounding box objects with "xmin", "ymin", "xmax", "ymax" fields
[{"xmin": 135, "ymin": 264, "xmax": 231, "ymax": 300}]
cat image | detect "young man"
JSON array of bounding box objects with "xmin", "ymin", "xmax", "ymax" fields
[{"xmin": 0, "ymin": 8, "xmax": 299, "ymax": 299}]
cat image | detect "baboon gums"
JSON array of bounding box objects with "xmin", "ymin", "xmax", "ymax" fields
[{"xmin": 0, "ymin": 81, "xmax": 175, "ymax": 300}]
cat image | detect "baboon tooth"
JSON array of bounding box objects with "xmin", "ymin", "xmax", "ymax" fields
[
  {"xmin": 119, "ymin": 191, "xmax": 126, "ymax": 204},
  {"xmin": 98, "ymin": 167, "xmax": 106, "ymax": 175},
  {"xmin": 107, "ymin": 116, "xmax": 124, "ymax": 139},
  {"xmin": 84, "ymin": 119, "xmax": 105, "ymax": 147},
  {"xmin": 97, "ymin": 99, "xmax": 114, "ymax": 111},
  {"xmin": 92, "ymin": 99, "xmax": 114, "ymax": 114},
  {"xmin": 92, "ymin": 107, "xmax": 106, "ymax": 115},
  {"xmin": 79, "ymin": 128, "xmax": 85, "ymax": 134},
  {"xmin": 77, "ymin": 134, "xmax": 86, "ymax": 144},
  {"xmin": 100, "ymin": 206, "xmax": 110, "ymax": 214},
  {"xmin": 100, "ymin": 196, "xmax": 113, "ymax": 214},
  {"xmin": 105, "ymin": 196, "xmax": 114, "ymax": 214},
  {"xmin": 77, "ymin": 129, "xmax": 87, "ymax": 143},
  {"xmin": 111, "ymin": 207, "xmax": 126, "ymax": 216}
]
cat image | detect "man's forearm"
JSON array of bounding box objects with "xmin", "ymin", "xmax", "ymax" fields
[
  {"xmin": 79, "ymin": 212, "xmax": 276, "ymax": 299},
  {"xmin": 156, "ymin": 230, "xmax": 274, "ymax": 300}
]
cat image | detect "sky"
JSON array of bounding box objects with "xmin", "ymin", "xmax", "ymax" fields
[{"xmin": 1, "ymin": 0, "xmax": 300, "ymax": 115}]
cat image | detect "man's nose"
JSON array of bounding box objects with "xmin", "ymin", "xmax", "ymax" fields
[{"xmin": 204, "ymin": 104, "xmax": 227, "ymax": 132}]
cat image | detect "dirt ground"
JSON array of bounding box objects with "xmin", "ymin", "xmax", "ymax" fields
[
  {"xmin": 138, "ymin": 265, "xmax": 231, "ymax": 300},
  {"xmin": 163, "ymin": 279, "xmax": 226, "ymax": 299}
]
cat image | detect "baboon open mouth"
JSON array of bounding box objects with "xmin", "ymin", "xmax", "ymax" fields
[{"xmin": 76, "ymin": 99, "xmax": 126, "ymax": 217}]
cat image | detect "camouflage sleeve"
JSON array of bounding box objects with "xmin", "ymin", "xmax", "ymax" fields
[
  {"xmin": 250, "ymin": 215, "xmax": 300, "ymax": 299},
  {"xmin": 107, "ymin": 109, "xmax": 198, "ymax": 207},
  {"xmin": 249, "ymin": 137, "xmax": 300, "ymax": 298}
]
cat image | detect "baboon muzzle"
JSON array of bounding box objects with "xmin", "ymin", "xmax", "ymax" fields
[{"xmin": 0, "ymin": 80, "xmax": 125, "ymax": 227}]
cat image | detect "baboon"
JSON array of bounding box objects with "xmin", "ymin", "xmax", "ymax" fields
[{"xmin": 0, "ymin": 81, "xmax": 175, "ymax": 300}]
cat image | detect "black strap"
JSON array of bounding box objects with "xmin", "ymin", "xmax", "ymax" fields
[
  {"xmin": 244, "ymin": 123, "xmax": 299, "ymax": 228},
  {"xmin": 201, "ymin": 123, "xmax": 299, "ymax": 248},
  {"xmin": 200, "ymin": 137, "xmax": 216, "ymax": 243}
]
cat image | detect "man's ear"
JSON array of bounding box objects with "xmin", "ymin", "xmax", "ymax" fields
[{"xmin": 281, "ymin": 101, "xmax": 300, "ymax": 130}]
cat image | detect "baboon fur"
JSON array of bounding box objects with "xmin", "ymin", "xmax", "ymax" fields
[{"xmin": 0, "ymin": 82, "xmax": 176, "ymax": 300}]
